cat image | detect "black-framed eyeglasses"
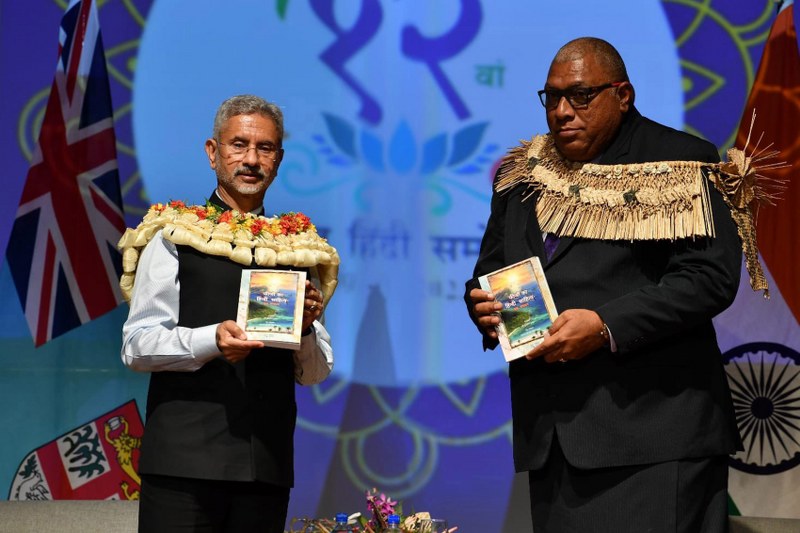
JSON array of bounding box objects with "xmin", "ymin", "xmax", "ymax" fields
[
  {"xmin": 537, "ymin": 82, "xmax": 625, "ymax": 109},
  {"xmin": 217, "ymin": 140, "xmax": 281, "ymax": 161}
]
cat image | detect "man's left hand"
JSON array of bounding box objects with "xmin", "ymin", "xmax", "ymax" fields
[
  {"xmin": 526, "ymin": 309, "xmax": 607, "ymax": 364},
  {"xmin": 302, "ymin": 280, "xmax": 324, "ymax": 332}
]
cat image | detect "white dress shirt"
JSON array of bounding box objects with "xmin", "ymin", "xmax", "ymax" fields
[{"xmin": 121, "ymin": 230, "xmax": 333, "ymax": 385}]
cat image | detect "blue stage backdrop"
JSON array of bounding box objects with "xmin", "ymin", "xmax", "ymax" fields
[{"xmin": 1, "ymin": 0, "xmax": 794, "ymax": 530}]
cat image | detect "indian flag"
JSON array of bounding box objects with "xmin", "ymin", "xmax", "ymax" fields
[{"xmin": 714, "ymin": 0, "xmax": 800, "ymax": 518}]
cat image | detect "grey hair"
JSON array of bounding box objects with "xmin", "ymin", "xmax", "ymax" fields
[
  {"xmin": 552, "ymin": 37, "xmax": 630, "ymax": 83},
  {"xmin": 212, "ymin": 94, "xmax": 284, "ymax": 145}
]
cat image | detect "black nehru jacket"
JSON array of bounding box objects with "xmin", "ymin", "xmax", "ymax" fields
[{"xmin": 138, "ymin": 200, "xmax": 303, "ymax": 488}]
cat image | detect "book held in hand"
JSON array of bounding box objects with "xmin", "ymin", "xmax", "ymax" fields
[
  {"xmin": 236, "ymin": 269, "xmax": 306, "ymax": 350},
  {"xmin": 478, "ymin": 256, "xmax": 558, "ymax": 362}
]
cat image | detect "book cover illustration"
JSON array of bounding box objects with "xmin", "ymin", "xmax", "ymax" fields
[
  {"xmin": 478, "ymin": 257, "xmax": 558, "ymax": 362},
  {"xmin": 236, "ymin": 269, "xmax": 306, "ymax": 349}
]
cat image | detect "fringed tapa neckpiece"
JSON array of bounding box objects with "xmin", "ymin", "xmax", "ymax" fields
[{"xmin": 495, "ymin": 133, "xmax": 784, "ymax": 296}]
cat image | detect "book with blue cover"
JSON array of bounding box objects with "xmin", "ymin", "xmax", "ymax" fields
[
  {"xmin": 236, "ymin": 269, "xmax": 306, "ymax": 349},
  {"xmin": 478, "ymin": 256, "xmax": 558, "ymax": 362}
]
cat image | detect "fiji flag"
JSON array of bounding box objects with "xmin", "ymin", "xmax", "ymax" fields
[
  {"xmin": 6, "ymin": 0, "xmax": 125, "ymax": 347},
  {"xmin": 8, "ymin": 400, "xmax": 144, "ymax": 500}
]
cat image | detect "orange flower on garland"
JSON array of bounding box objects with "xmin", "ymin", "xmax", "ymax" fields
[{"xmin": 276, "ymin": 211, "xmax": 315, "ymax": 236}]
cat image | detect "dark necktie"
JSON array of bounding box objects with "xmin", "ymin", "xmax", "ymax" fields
[{"xmin": 544, "ymin": 233, "xmax": 559, "ymax": 261}]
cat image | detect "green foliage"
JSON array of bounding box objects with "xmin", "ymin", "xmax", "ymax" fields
[
  {"xmin": 501, "ymin": 309, "xmax": 531, "ymax": 335},
  {"xmin": 248, "ymin": 300, "xmax": 278, "ymax": 319}
]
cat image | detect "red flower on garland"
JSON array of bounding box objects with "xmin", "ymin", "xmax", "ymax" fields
[
  {"xmin": 250, "ymin": 218, "xmax": 268, "ymax": 236},
  {"xmin": 277, "ymin": 212, "xmax": 313, "ymax": 235}
]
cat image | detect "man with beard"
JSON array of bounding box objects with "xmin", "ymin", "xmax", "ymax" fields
[
  {"xmin": 121, "ymin": 95, "xmax": 334, "ymax": 532},
  {"xmin": 465, "ymin": 38, "xmax": 742, "ymax": 532}
]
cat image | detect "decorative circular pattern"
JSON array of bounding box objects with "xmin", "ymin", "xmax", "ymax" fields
[
  {"xmin": 724, "ymin": 342, "xmax": 800, "ymax": 474},
  {"xmin": 297, "ymin": 376, "xmax": 512, "ymax": 499}
]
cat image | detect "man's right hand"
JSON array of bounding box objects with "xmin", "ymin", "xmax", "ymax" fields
[
  {"xmin": 468, "ymin": 288, "xmax": 503, "ymax": 340},
  {"xmin": 215, "ymin": 320, "xmax": 264, "ymax": 364}
]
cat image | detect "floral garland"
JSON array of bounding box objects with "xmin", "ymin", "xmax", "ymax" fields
[{"xmin": 118, "ymin": 200, "xmax": 339, "ymax": 304}]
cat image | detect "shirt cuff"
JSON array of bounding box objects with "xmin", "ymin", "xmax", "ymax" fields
[
  {"xmin": 299, "ymin": 326, "xmax": 317, "ymax": 348},
  {"xmin": 606, "ymin": 324, "xmax": 618, "ymax": 353},
  {"xmin": 191, "ymin": 324, "xmax": 223, "ymax": 363}
]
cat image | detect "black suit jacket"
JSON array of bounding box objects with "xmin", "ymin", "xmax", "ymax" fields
[{"xmin": 466, "ymin": 107, "xmax": 743, "ymax": 472}]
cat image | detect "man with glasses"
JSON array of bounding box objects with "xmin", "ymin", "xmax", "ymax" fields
[
  {"xmin": 466, "ymin": 38, "xmax": 741, "ymax": 531},
  {"xmin": 122, "ymin": 95, "xmax": 334, "ymax": 532}
]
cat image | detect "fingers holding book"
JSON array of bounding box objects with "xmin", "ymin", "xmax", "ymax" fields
[
  {"xmin": 304, "ymin": 281, "xmax": 324, "ymax": 319},
  {"xmin": 468, "ymin": 288, "xmax": 502, "ymax": 340}
]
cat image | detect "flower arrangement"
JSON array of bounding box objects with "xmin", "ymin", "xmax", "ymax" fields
[
  {"xmin": 363, "ymin": 488, "xmax": 402, "ymax": 531},
  {"xmin": 287, "ymin": 488, "xmax": 457, "ymax": 532},
  {"xmin": 117, "ymin": 200, "xmax": 339, "ymax": 305}
]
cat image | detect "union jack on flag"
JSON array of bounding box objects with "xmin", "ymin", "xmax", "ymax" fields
[{"xmin": 6, "ymin": 0, "xmax": 125, "ymax": 347}]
